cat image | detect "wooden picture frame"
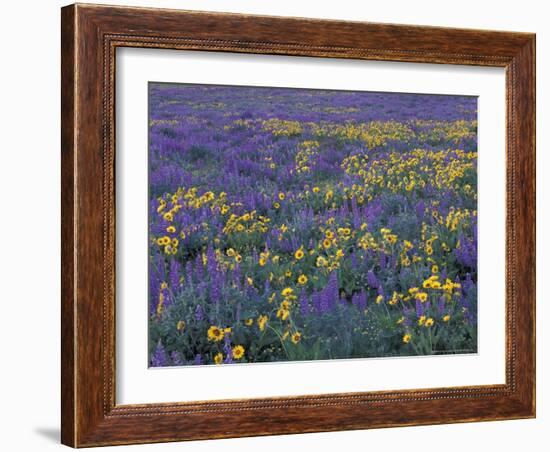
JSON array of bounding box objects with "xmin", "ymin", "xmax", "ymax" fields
[{"xmin": 61, "ymin": 3, "xmax": 535, "ymax": 447}]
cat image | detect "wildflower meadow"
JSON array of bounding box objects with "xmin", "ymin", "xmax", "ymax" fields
[{"xmin": 148, "ymin": 83, "xmax": 478, "ymax": 367}]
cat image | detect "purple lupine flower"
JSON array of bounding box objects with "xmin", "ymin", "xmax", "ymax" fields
[
  {"xmin": 194, "ymin": 253, "xmax": 204, "ymax": 280},
  {"xmin": 379, "ymin": 252, "xmax": 387, "ymax": 269},
  {"xmin": 151, "ymin": 341, "xmax": 168, "ymax": 367},
  {"xmin": 171, "ymin": 351, "xmax": 184, "ymax": 366},
  {"xmin": 223, "ymin": 336, "xmax": 234, "ymax": 364},
  {"xmin": 185, "ymin": 261, "xmax": 194, "ymax": 287},
  {"xmin": 299, "ymin": 290, "xmax": 310, "ymax": 316},
  {"xmin": 367, "ymin": 270, "xmax": 380, "ymax": 289},
  {"xmin": 415, "ymin": 298, "xmax": 424, "ymax": 317},
  {"xmin": 195, "ymin": 304, "xmax": 205, "ymax": 322},
  {"xmin": 206, "ymin": 245, "xmax": 217, "ymax": 274},
  {"xmin": 169, "ymin": 259, "xmax": 181, "ymax": 297},
  {"xmin": 193, "ymin": 354, "xmax": 203, "ymax": 365},
  {"xmin": 415, "ymin": 200, "xmax": 425, "ymax": 219}
]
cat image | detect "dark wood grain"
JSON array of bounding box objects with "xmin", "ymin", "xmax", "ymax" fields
[{"xmin": 61, "ymin": 3, "xmax": 536, "ymax": 447}]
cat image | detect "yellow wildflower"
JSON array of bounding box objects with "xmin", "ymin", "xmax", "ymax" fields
[
  {"xmin": 282, "ymin": 287, "xmax": 294, "ymax": 297},
  {"xmin": 232, "ymin": 345, "xmax": 245, "ymax": 359},
  {"xmin": 416, "ymin": 292, "xmax": 428, "ymax": 302},
  {"xmin": 257, "ymin": 314, "xmax": 268, "ymax": 331},
  {"xmin": 207, "ymin": 326, "xmax": 224, "ymax": 342},
  {"xmin": 291, "ymin": 331, "xmax": 302, "ymax": 344},
  {"xmin": 214, "ymin": 353, "xmax": 223, "ymax": 365},
  {"xmin": 316, "ymin": 256, "xmax": 328, "ymax": 267}
]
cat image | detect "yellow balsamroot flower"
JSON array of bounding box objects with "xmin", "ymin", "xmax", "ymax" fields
[
  {"xmin": 426, "ymin": 245, "xmax": 433, "ymax": 255},
  {"xmin": 291, "ymin": 331, "xmax": 302, "ymax": 344},
  {"xmin": 214, "ymin": 353, "xmax": 223, "ymax": 365},
  {"xmin": 280, "ymin": 300, "xmax": 291, "ymax": 310},
  {"xmin": 432, "ymin": 265, "xmax": 439, "ymax": 273},
  {"xmin": 226, "ymin": 248, "xmax": 236, "ymax": 257},
  {"xmin": 273, "ymin": 202, "xmax": 280, "ymax": 209},
  {"xmin": 156, "ymin": 291, "xmax": 165, "ymax": 316},
  {"xmin": 425, "ymin": 318, "xmax": 435, "ymax": 327},
  {"xmin": 282, "ymin": 287, "xmax": 294, "ymax": 297},
  {"xmin": 403, "ymin": 334, "xmax": 412, "ymax": 344},
  {"xmin": 163, "ymin": 212, "xmax": 173, "ymax": 222},
  {"xmin": 257, "ymin": 314, "xmax": 268, "ymax": 331},
  {"xmin": 235, "ymin": 255, "xmax": 242, "ymax": 263},
  {"xmin": 277, "ymin": 308, "xmax": 290, "ymax": 321},
  {"xmin": 325, "ymin": 230, "xmax": 335, "ymax": 240},
  {"xmin": 157, "ymin": 236, "xmax": 171, "ymax": 246},
  {"xmin": 246, "ymin": 277, "xmax": 254, "ymax": 286},
  {"xmin": 278, "ymin": 192, "xmax": 286, "ymax": 201},
  {"xmin": 312, "ymin": 186, "xmax": 320, "ymax": 193},
  {"xmin": 298, "ymin": 274, "xmax": 308, "ymax": 285},
  {"xmin": 232, "ymin": 345, "xmax": 245, "ymax": 359},
  {"xmin": 207, "ymin": 326, "xmax": 224, "ymax": 342},
  {"xmin": 316, "ymin": 256, "xmax": 328, "ymax": 267},
  {"xmin": 245, "ymin": 318, "xmax": 254, "ymax": 326},
  {"xmin": 224, "ymin": 327, "xmax": 232, "ymax": 334},
  {"xmin": 376, "ymin": 295, "xmax": 384, "ymax": 304},
  {"xmin": 443, "ymin": 314, "xmax": 451, "ymax": 322},
  {"xmin": 259, "ymin": 257, "xmax": 267, "ymax": 266},
  {"xmin": 294, "ymin": 248, "xmax": 305, "ymax": 260},
  {"xmin": 176, "ymin": 320, "xmax": 186, "ymax": 331},
  {"xmin": 166, "ymin": 225, "xmax": 176, "ymax": 233},
  {"xmin": 416, "ymin": 292, "xmax": 428, "ymax": 302},
  {"xmin": 323, "ymin": 238, "xmax": 332, "ymax": 249},
  {"xmin": 396, "ymin": 316, "xmax": 405, "ymax": 324},
  {"xmin": 418, "ymin": 316, "xmax": 426, "ymax": 326}
]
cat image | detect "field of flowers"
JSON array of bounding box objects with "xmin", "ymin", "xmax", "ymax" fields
[{"xmin": 148, "ymin": 83, "xmax": 478, "ymax": 367}]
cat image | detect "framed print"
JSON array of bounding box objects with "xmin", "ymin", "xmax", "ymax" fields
[{"xmin": 61, "ymin": 3, "xmax": 536, "ymax": 447}]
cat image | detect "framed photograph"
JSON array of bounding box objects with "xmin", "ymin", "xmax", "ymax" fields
[{"xmin": 61, "ymin": 3, "xmax": 535, "ymax": 447}]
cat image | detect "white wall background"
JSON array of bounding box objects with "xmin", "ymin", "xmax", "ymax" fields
[{"xmin": 0, "ymin": 1, "xmax": 545, "ymax": 450}]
